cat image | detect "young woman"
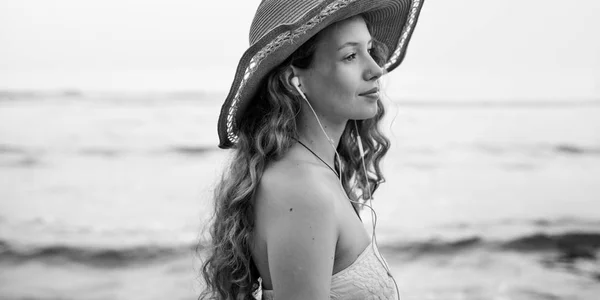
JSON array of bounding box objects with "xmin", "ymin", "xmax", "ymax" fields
[{"xmin": 200, "ymin": 0, "xmax": 424, "ymax": 299}]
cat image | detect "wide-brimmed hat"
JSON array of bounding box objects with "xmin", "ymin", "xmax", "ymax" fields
[{"xmin": 217, "ymin": 0, "xmax": 425, "ymax": 149}]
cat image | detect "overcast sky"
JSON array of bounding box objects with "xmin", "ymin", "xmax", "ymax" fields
[{"xmin": 0, "ymin": 0, "xmax": 598, "ymax": 101}]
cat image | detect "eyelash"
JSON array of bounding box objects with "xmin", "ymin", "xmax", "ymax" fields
[
  {"xmin": 344, "ymin": 54, "xmax": 356, "ymax": 61},
  {"xmin": 344, "ymin": 48, "xmax": 375, "ymax": 62}
]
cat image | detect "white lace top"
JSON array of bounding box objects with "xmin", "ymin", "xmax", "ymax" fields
[{"xmin": 261, "ymin": 242, "xmax": 397, "ymax": 299}]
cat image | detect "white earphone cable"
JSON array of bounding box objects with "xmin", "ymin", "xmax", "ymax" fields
[{"xmin": 292, "ymin": 79, "xmax": 399, "ymax": 299}]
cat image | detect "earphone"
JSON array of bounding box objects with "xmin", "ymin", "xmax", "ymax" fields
[
  {"xmin": 291, "ymin": 76, "xmax": 301, "ymax": 90},
  {"xmin": 291, "ymin": 76, "xmax": 400, "ymax": 299},
  {"xmin": 291, "ymin": 77, "xmax": 339, "ymax": 151}
]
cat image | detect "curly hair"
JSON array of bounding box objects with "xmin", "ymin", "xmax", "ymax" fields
[{"xmin": 199, "ymin": 18, "xmax": 390, "ymax": 300}]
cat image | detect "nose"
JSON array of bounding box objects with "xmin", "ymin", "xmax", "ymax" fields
[{"xmin": 363, "ymin": 56, "xmax": 383, "ymax": 81}]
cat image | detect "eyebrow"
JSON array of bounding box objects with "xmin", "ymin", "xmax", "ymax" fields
[{"xmin": 337, "ymin": 39, "xmax": 373, "ymax": 51}]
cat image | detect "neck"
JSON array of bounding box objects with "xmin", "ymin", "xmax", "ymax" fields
[{"xmin": 296, "ymin": 104, "xmax": 347, "ymax": 169}]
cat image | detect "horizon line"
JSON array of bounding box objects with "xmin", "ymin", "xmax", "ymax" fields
[{"xmin": 0, "ymin": 89, "xmax": 599, "ymax": 106}]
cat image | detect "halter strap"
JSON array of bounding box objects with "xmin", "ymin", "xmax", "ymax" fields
[
  {"xmin": 293, "ymin": 138, "xmax": 364, "ymax": 221},
  {"xmin": 294, "ymin": 138, "xmax": 339, "ymax": 178}
]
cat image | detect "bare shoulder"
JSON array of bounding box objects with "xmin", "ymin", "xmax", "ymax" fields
[
  {"xmin": 256, "ymin": 159, "xmax": 337, "ymax": 222},
  {"xmin": 254, "ymin": 159, "xmax": 339, "ymax": 298}
]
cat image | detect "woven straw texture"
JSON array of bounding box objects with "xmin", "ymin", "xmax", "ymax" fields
[{"xmin": 218, "ymin": 0, "xmax": 425, "ymax": 149}]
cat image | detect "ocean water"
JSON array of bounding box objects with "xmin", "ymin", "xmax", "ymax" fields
[{"xmin": 0, "ymin": 92, "xmax": 599, "ymax": 300}]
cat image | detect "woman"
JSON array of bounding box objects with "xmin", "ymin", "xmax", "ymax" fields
[{"xmin": 200, "ymin": 0, "xmax": 424, "ymax": 299}]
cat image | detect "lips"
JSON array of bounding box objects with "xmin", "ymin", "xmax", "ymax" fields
[{"xmin": 359, "ymin": 87, "xmax": 379, "ymax": 96}]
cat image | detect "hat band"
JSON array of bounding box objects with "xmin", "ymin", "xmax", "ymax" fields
[{"xmin": 383, "ymin": 0, "xmax": 421, "ymax": 70}]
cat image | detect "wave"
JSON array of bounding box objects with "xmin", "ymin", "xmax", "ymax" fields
[
  {"xmin": 0, "ymin": 144, "xmax": 43, "ymax": 167},
  {"xmin": 0, "ymin": 144, "xmax": 216, "ymax": 161},
  {"xmin": 0, "ymin": 144, "xmax": 29, "ymax": 154},
  {"xmin": 387, "ymin": 236, "xmax": 484, "ymax": 254},
  {"xmin": 501, "ymin": 232, "xmax": 600, "ymax": 260},
  {"xmin": 78, "ymin": 148, "xmax": 124, "ymax": 157},
  {"xmin": 168, "ymin": 145, "xmax": 216, "ymax": 156},
  {"xmin": 2, "ymin": 231, "xmax": 598, "ymax": 268},
  {"xmin": 553, "ymin": 143, "xmax": 600, "ymax": 155},
  {"xmin": 471, "ymin": 142, "xmax": 600, "ymax": 157},
  {"xmin": 438, "ymin": 217, "xmax": 600, "ymax": 229},
  {"xmin": 74, "ymin": 145, "xmax": 216, "ymax": 157},
  {"xmin": 385, "ymin": 231, "xmax": 600, "ymax": 261},
  {"xmin": 0, "ymin": 89, "xmax": 215, "ymax": 102},
  {"xmin": 0, "ymin": 240, "xmax": 195, "ymax": 268}
]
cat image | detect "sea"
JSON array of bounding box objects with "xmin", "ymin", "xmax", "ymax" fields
[{"xmin": 0, "ymin": 91, "xmax": 599, "ymax": 300}]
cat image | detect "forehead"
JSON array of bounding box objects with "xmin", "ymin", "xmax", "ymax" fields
[{"xmin": 315, "ymin": 15, "xmax": 371, "ymax": 51}]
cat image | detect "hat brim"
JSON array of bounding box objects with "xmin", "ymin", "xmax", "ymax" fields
[{"xmin": 218, "ymin": 0, "xmax": 425, "ymax": 149}]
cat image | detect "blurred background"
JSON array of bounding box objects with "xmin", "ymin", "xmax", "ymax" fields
[{"xmin": 0, "ymin": 0, "xmax": 599, "ymax": 299}]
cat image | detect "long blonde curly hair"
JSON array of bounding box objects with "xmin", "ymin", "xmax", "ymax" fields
[{"xmin": 199, "ymin": 20, "xmax": 390, "ymax": 300}]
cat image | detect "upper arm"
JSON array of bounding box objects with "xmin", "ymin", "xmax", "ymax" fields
[{"xmin": 259, "ymin": 175, "xmax": 338, "ymax": 299}]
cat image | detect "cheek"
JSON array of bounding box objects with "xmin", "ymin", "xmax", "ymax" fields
[
  {"xmin": 336, "ymin": 72, "xmax": 359, "ymax": 96},
  {"xmin": 314, "ymin": 68, "xmax": 358, "ymax": 99}
]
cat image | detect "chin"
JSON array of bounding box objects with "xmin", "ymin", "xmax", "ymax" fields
[{"xmin": 352, "ymin": 104, "xmax": 379, "ymax": 120}]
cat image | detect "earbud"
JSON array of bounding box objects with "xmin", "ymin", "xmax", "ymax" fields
[
  {"xmin": 291, "ymin": 76, "xmax": 300, "ymax": 88},
  {"xmin": 291, "ymin": 77, "xmax": 308, "ymax": 101}
]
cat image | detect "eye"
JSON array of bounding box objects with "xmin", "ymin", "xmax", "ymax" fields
[{"xmin": 344, "ymin": 53, "xmax": 357, "ymax": 62}]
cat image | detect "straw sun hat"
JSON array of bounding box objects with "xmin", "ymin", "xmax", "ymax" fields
[{"xmin": 217, "ymin": 0, "xmax": 425, "ymax": 149}]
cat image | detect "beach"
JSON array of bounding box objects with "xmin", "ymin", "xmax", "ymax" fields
[{"xmin": 0, "ymin": 92, "xmax": 599, "ymax": 299}]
